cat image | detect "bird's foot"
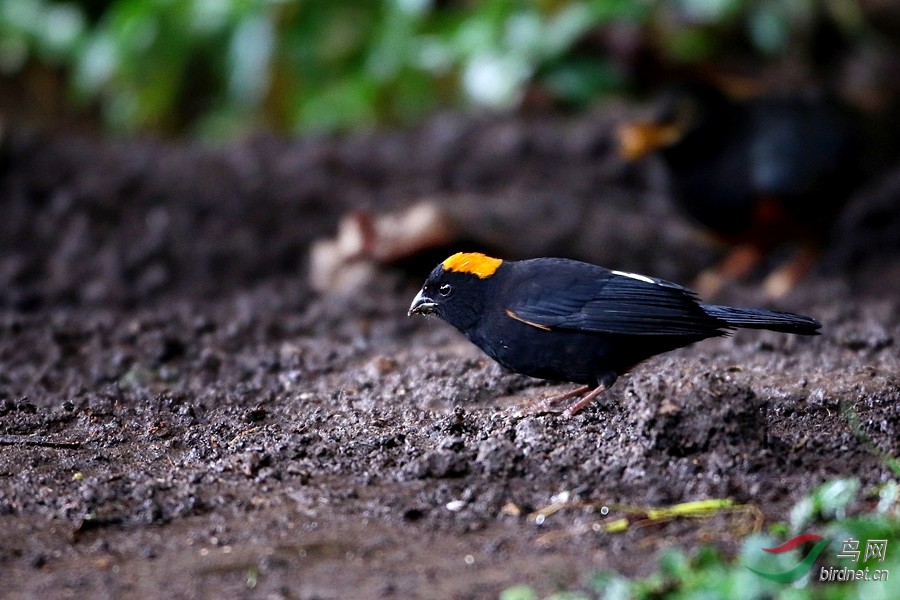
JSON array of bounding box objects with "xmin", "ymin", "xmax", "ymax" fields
[
  {"xmin": 762, "ymin": 246, "xmax": 819, "ymax": 299},
  {"xmin": 520, "ymin": 384, "xmax": 608, "ymax": 417},
  {"xmin": 562, "ymin": 385, "xmax": 609, "ymax": 416},
  {"xmin": 694, "ymin": 244, "xmax": 765, "ymax": 298}
]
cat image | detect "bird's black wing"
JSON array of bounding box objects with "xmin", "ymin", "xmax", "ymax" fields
[{"xmin": 506, "ymin": 265, "xmax": 728, "ymax": 337}]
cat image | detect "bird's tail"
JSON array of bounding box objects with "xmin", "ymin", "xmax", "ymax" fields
[{"xmin": 701, "ymin": 304, "xmax": 821, "ymax": 335}]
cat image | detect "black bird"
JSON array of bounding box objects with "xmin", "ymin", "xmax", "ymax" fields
[
  {"xmin": 409, "ymin": 252, "xmax": 820, "ymax": 414},
  {"xmin": 617, "ymin": 85, "xmax": 861, "ymax": 298}
]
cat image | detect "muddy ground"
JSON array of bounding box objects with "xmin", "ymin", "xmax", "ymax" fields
[{"xmin": 1, "ymin": 109, "xmax": 899, "ymax": 599}]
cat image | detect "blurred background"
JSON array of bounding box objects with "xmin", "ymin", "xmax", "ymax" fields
[
  {"xmin": 3, "ymin": 0, "xmax": 900, "ymax": 309},
  {"xmin": 2, "ymin": 0, "xmax": 898, "ymax": 140}
]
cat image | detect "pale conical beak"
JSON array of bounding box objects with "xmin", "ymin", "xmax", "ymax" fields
[{"xmin": 408, "ymin": 288, "xmax": 437, "ymax": 316}]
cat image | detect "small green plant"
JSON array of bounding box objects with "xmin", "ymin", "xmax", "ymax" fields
[{"xmin": 504, "ymin": 478, "xmax": 899, "ymax": 600}]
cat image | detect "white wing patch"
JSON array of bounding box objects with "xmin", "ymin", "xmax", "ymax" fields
[{"xmin": 611, "ymin": 270, "xmax": 656, "ymax": 284}]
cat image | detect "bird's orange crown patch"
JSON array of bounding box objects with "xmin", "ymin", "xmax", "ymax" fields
[{"xmin": 441, "ymin": 252, "xmax": 503, "ymax": 278}]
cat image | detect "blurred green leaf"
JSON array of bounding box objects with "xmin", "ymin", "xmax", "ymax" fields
[
  {"xmin": 499, "ymin": 585, "xmax": 539, "ymax": 600},
  {"xmin": 791, "ymin": 478, "xmax": 860, "ymax": 532},
  {"xmin": 0, "ymin": 0, "xmax": 886, "ymax": 136},
  {"xmin": 542, "ymin": 58, "xmax": 624, "ymax": 106}
]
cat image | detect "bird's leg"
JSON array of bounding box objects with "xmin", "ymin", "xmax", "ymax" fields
[
  {"xmin": 526, "ymin": 372, "xmax": 617, "ymax": 416},
  {"xmin": 538, "ymin": 385, "xmax": 591, "ymax": 410},
  {"xmin": 563, "ymin": 371, "xmax": 618, "ymax": 416},
  {"xmin": 762, "ymin": 245, "xmax": 819, "ymax": 299},
  {"xmin": 563, "ymin": 384, "xmax": 610, "ymax": 416},
  {"xmin": 694, "ymin": 243, "xmax": 765, "ymax": 298}
]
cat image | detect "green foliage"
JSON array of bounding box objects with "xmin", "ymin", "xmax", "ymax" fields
[
  {"xmin": 790, "ymin": 478, "xmax": 862, "ymax": 531},
  {"xmin": 0, "ymin": 0, "xmax": 85, "ymax": 70},
  {"xmin": 500, "ymin": 585, "xmax": 590, "ymax": 600},
  {"xmin": 0, "ymin": 0, "xmax": 873, "ymax": 137},
  {"xmin": 505, "ymin": 478, "xmax": 900, "ymax": 600}
]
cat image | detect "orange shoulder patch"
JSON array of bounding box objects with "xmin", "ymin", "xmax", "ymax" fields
[{"xmin": 441, "ymin": 252, "xmax": 503, "ymax": 278}]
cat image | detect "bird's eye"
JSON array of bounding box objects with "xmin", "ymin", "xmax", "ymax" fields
[{"xmin": 438, "ymin": 283, "xmax": 452, "ymax": 297}]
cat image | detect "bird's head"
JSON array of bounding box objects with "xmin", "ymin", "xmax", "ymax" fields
[
  {"xmin": 615, "ymin": 84, "xmax": 736, "ymax": 160},
  {"xmin": 408, "ymin": 252, "xmax": 503, "ymax": 331}
]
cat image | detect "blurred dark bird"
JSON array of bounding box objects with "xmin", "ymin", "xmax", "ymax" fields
[
  {"xmin": 409, "ymin": 252, "xmax": 820, "ymax": 415},
  {"xmin": 616, "ymin": 84, "xmax": 863, "ymax": 298}
]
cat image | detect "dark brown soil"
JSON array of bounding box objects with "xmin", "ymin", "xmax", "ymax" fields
[{"xmin": 1, "ymin": 109, "xmax": 899, "ymax": 599}]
